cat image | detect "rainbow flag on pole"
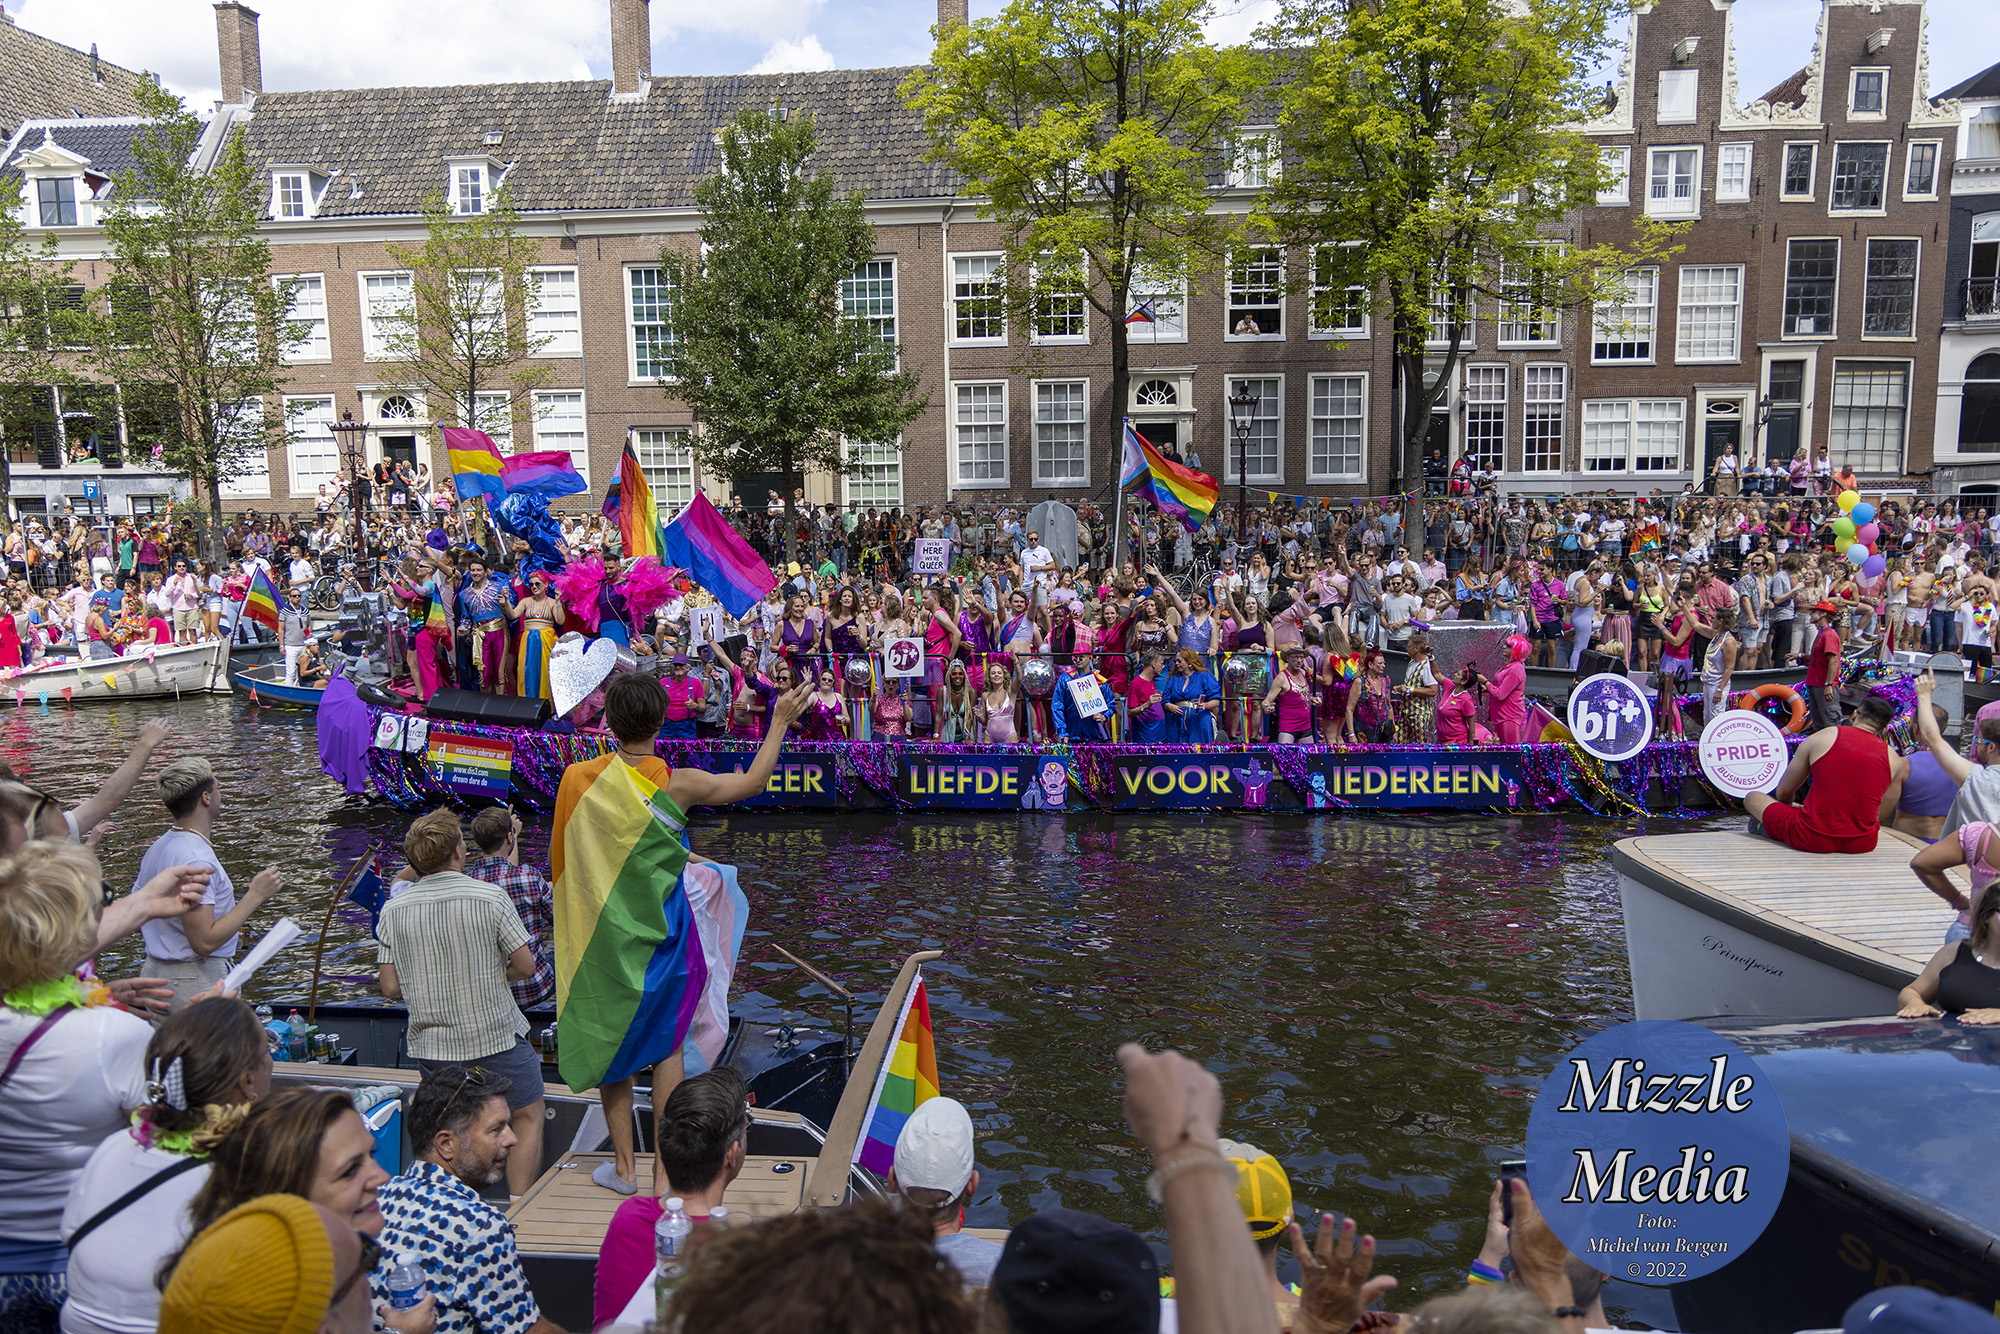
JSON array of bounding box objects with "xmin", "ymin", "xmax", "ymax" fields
[
  {"xmin": 441, "ymin": 426, "xmax": 505, "ymax": 499},
  {"xmin": 1119, "ymin": 417, "xmax": 1219, "ymax": 532},
  {"xmin": 854, "ymin": 976, "xmax": 938, "ymax": 1176},
  {"xmin": 661, "ymin": 492, "xmax": 776, "ymax": 618},
  {"xmin": 602, "ymin": 432, "xmax": 663, "ymax": 561},
  {"xmin": 241, "ymin": 566, "xmax": 283, "ymax": 633},
  {"xmin": 550, "ymin": 755, "xmax": 747, "ymax": 1091}
]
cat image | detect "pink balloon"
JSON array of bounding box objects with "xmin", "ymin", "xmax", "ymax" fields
[{"xmin": 1855, "ymin": 523, "xmax": 1879, "ymax": 545}]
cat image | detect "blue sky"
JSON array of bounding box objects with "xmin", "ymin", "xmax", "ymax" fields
[{"xmin": 18, "ymin": 0, "xmax": 1994, "ymax": 117}]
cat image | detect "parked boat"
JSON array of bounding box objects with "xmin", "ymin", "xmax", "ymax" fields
[
  {"xmin": 0, "ymin": 639, "xmax": 230, "ymax": 702},
  {"xmin": 1667, "ymin": 1016, "xmax": 2000, "ymax": 1332},
  {"xmin": 231, "ymin": 661, "xmax": 326, "ymax": 707}
]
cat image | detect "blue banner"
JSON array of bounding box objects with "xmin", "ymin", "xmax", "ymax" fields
[
  {"xmin": 699, "ymin": 751, "xmax": 838, "ymax": 807},
  {"xmin": 1113, "ymin": 751, "xmax": 1281, "ymax": 810},
  {"xmin": 1306, "ymin": 749, "xmax": 1526, "ymax": 809},
  {"xmin": 901, "ymin": 753, "xmax": 1073, "ymax": 810}
]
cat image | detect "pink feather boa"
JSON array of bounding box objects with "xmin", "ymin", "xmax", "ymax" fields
[
  {"xmin": 549, "ymin": 555, "xmax": 606, "ymax": 633},
  {"xmin": 616, "ymin": 557, "xmax": 682, "ymax": 623}
]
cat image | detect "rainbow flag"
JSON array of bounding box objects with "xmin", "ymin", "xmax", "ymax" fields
[
  {"xmin": 1119, "ymin": 418, "xmax": 1218, "ymax": 532},
  {"xmin": 661, "ymin": 492, "xmax": 776, "ymax": 618},
  {"xmin": 602, "ymin": 434, "xmax": 662, "ymax": 561},
  {"xmin": 853, "ymin": 976, "xmax": 938, "ymax": 1177},
  {"xmin": 1125, "ymin": 298, "xmax": 1157, "ymax": 326},
  {"xmin": 441, "ymin": 426, "xmax": 505, "ymax": 499},
  {"xmin": 550, "ymin": 754, "xmax": 746, "ymax": 1090},
  {"xmin": 241, "ymin": 566, "xmax": 283, "ymax": 633},
  {"xmin": 501, "ymin": 450, "xmax": 588, "ymax": 500}
]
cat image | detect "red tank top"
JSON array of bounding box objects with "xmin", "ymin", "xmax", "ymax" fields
[{"xmin": 1800, "ymin": 726, "xmax": 1891, "ymax": 846}]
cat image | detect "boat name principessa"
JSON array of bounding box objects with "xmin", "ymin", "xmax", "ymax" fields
[{"xmin": 1557, "ymin": 1055, "xmax": 1756, "ymax": 1205}]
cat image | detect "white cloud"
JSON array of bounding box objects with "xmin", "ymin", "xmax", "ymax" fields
[
  {"xmin": 1201, "ymin": 0, "xmax": 1278, "ymax": 48},
  {"xmin": 655, "ymin": 0, "xmax": 826, "ymax": 42},
  {"xmin": 747, "ymin": 34, "xmax": 835, "ymax": 74}
]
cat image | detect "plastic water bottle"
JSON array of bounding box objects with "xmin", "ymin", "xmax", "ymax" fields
[
  {"xmin": 384, "ymin": 1252, "xmax": 427, "ymax": 1311},
  {"xmin": 653, "ymin": 1198, "xmax": 693, "ymax": 1320}
]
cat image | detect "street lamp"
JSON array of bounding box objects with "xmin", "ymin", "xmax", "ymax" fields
[
  {"xmin": 1227, "ymin": 383, "xmax": 1258, "ymax": 544},
  {"xmin": 327, "ymin": 405, "xmax": 371, "ymax": 589}
]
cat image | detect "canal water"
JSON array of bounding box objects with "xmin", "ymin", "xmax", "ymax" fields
[{"xmin": 27, "ymin": 696, "xmax": 1714, "ymax": 1316}]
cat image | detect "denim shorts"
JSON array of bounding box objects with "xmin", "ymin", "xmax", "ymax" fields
[{"xmin": 417, "ymin": 1034, "xmax": 545, "ymax": 1110}]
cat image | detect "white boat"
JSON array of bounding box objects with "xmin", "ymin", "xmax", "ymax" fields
[
  {"xmin": 1612, "ymin": 827, "xmax": 1968, "ymax": 1022},
  {"xmin": 0, "ymin": 640, "xmax": 232, "ymax": 703}
]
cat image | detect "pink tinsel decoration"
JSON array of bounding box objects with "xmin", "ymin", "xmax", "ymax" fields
[
  {"xmin": 550, "ymin": 555, "xmax": 606, "ymax": 633},
  {"xmin": 617, "ymin": 558, "xmax": 682, "ymax": 622}
]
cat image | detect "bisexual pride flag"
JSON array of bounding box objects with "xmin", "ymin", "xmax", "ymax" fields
[
  {"xmin": 441, "ymin": 426, "xmax": 505, "ymax": 500},
  {"xmin": 550, "ymin": 755, "xmax": 746, "ymax": 1091},
  {"xmin": 1119, "ymin": 418, "xmax": 1219, "ymax": 533},
  {"xmin": 661, "ymin": 492, "xmax": 775, "ymax": 618},
  {"xmin": 501, "ymin": 450, "xmax": 589, "ymax": 500},
  {"xmin": 854, "ymin": 975, "xmax": 938, "ymax": 1177}
]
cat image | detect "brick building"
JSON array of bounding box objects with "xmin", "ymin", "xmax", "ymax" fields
[{"xmin": 1930, "ymin": 59, "xmax": 2000, "ymax": 496}]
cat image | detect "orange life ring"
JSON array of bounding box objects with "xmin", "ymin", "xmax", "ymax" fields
[{"xmin": 1736, "ymin": 681, "xmax": 1808, "ymax": 733}]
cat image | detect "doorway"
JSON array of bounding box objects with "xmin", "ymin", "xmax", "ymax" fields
[
  {"xmin": 1704, "ymin": 420, "xmax": 1741, "ymax": 481},
  {"xmin": 380, "ymin": 436, "xmax": 417, "ymax": 466}
]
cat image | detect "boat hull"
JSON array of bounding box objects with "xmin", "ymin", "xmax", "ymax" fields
[
  {"xmin": 232, "ymin": 661, "xmax": 326, "ymax": 707},
  {"xmin": 0, "ymin": 640, "xmax": 231, "ymax": 702}
]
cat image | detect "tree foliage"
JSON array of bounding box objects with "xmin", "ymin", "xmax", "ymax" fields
[
  {"xmin": 657, "ymin": 109, "xmax": 927, "ymax": 559},
  {"xmin": 903, "ymin": 0, "xmax": 1257, "ymax": 454},
  {"xmin": 90, "ymin": 78, "xmax": 303, "ymax": 560},
  {"xmin": 1258, "ymin": 0, "xmax": 1680, "ymax": 489},
  {"xmin": 0, "ymin": 180, "xmax": 80, "ymax": 531}
]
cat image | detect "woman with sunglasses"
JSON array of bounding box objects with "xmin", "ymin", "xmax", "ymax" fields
[{"xmin": 507, "ymin": 571, "xmax": 566, "ymax": 702}]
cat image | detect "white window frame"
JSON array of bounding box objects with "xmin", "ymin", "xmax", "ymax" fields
[
  {"xmin": 1592, "ymin": 267, "xmax": 1658, "ymax": 365},
  {"xmin": 1596, "ymin": 146, "xmax": 1631, "ymax": 205},
  {"xmin": 1781, "ymin": 237, "xmax": 1841, "ymax": 339},
  {"xmin": 952, "ymin": 380, "xmax": 1010, "ymax": 489},
  {"xmin": 1222, "ymin": 375, "xmax": 1284, "ymax": 485},
  {"xmin": 1827, "ymin": 359, "xmax": 1912, "ymax": 474},
  {"xmin": 950, "ymin": 253, "xmax": 1007, "ymax": 346},
  {"xmin": 1645, "ymin": 145, "xmax": 1702, "ymax": 219},
  {"xmin": 1497, "ymin": 246, "xmax": 1563, "ymax": 347},
  {"xmin": 844, "ymin": 436, "xmax": 904, "ymax": 508},
  {"xmin": 1848, "ymin": 66, "xmax": 1889, "ymax": 119},
  {"xmin": 218, "ymin": 398, "xmax": 270, "ymax": 499},
  {"xmin": 1716, "ymin": 142, "xmax": 1753, "ymax": 202},
  {"xmin": 1632, "ymin": 398, "xmax": 1686, "ymax": 473},
  {"xmin": 1031, "ymin": 378, "xmax": 1090, "ymax": 488},
  {"xmin": 31, "ymin": 174, "xmax": 82, "ymax": 228},
  {"xmin": 472, "ymin": 391, "xmax": 512, "ymax": 452},
  {"xmin": 626, "ymin": 264, "xmax": 676, "ymax": 383},
  {"xmin": 1829, "ymin": 141, "xmax": 1893, "ymax": 213},
  {"xmin": 1229, "ymin": 130, "xmax": 1279, "ymax": 189},
  {"xmin": 1126, "ymin": 269, "xmax": 1187, "ymax": 344},
  {"xmin": 357, "ymin": 270, "xmax": 412, "ymax": 362},
  {"xmin": 1861, "ymin": 236, "xmax": 1921, "ymax": 341},
  {"xmin": 1657, "ymin": 68, "xmax": 1699, "ymax": 125},
  {"xmin": 1308, "ymin": 245, "xmax": 1370, "ymax": 339},
  {"xmin": 271, "ymin": 171, "xmax": 310, "ymax": 220},
  {"xmin": 1675, "ymin": 264, "xmax": 1744, "ymax": 364},
  {"xmin": 1581, "ymin": 398, "xmax": 1631, "ymax": 474},
  {"xmin": 1522, "ymin": 365, "xmax": 1568, "ymax": 474},
  {"xmin": 1781, "ymin": 142, "xmax": 1818, "ymax": 200},
  {"xmin": 633, "ymin": 427, "xmax": 695, "ymax": 510},
  {"xmin": 1225, "ymin": 247, "xmax": 1286, "ymax": 342},
  {"xmin": 529, "ymin": 390, "xmax": 590, "ymax": 487},
  {"xmin": 282, "ymin": 394, "xmax": 340, "ymax": 496},
  {"xmin": 448, "ymin": 160, "xmax": 487, "ymax": 216},
  {"xmin": 1030, "ymin": 263, "xmax": 1089, "ymax": 345},
  {"xmin": 1426, "ymin": 281, "xmax": 1475, "ymax": 351},
  {"xmin": 276, "ymin": 273, "xmax": 329, "ymax": 364},
  {"xmin": 841, "ymin": 257, "xmax": 899, "ymax": 355},
  {"xmin": 527, "ymin": 266, "xmax": 581, "ymax": 357},
  {"xmin": 1462, "ymin": 366, "xmax": 1508, "ymax": 475},
  {"xmin": 1904, "ymin": 140, "xmax": 1942, "ymax": 200},
  {"xmin": 1306, "ymin": 373, "xmax": 1367, "ymax": 483}
]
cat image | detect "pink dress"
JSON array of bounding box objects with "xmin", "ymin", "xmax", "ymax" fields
[{"xmin": 1488, "ymin": 661, "xmax": 1528, "ymax": 744}]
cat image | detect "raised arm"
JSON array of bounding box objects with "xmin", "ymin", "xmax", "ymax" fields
[
  {"xmin": 68, "ymin": 715, "xmax": 173, "ymax": 837},
  {"xmin": 1149, "ymin": 568, "xmax": 1189, "ymax": 617},
  {"xmin": 666, "ymin": 682, "xmax": 812, "ymax": 808},
  {"xmin": 1915, "ymin": 674, "xmax": 1977, "ymax": 785}
]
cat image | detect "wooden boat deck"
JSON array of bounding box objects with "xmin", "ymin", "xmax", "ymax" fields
[
  {"xmin": 1613, "ymin": 827, "xmax": 1966, "ymax": 991},
  {"xmin": 510, "ymin": 1151, "xmax": 818, "ymax": 1255}
]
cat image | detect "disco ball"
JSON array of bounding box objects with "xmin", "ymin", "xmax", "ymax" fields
[
  {"xmin": 844, "ymin": 656, "xmax": 874, "ymax": 689},
  {"xmin": 1019, "ymin": 656, "xmax": 1057, "ymax": 697},
  {"xmin": 1222, "ymin": 655, "xmax": 1251, "ymax": 691},
  {"xmin": 1226, "ymin": 653, "xmax": 1268, "ymax": 693}
]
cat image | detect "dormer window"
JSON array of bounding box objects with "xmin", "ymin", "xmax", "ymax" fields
[
  {"xmin": 452, "ymin": 163, "xmax": 486, "ymax": 215},
  {"xmin": 274, "ymin": 172, "xmax": 307, "ymax": 219},
  {"xmin": 36, "ymin": 178, "xmax": 77, "ymax": 227}
]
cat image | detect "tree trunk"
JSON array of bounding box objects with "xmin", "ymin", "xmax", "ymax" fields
[
  {"xmin": 781, "ymin": 443, "xmax": 796, "ymax": 569},
  {"xmin": 1109, "ymin": 280, "xmax": 1130, "ymax": 496},
  {"xmin": 206, "ymin": 475, "xmax": 226, "ymax": 567}
]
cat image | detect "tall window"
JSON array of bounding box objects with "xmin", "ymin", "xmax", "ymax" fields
[
  {"xmin": 274, "ymin": 173, "xmax": 307, "ymax": 219},
  {"xmin": 952, "ymin": 255, "xmax": 1005, "ymax": 343},
  {"xmin": 360, "ymin": 271, "xmax": 412, "ymax": 360},
  {"xmin": 1633, "ymin": 400, "xmax": 1685, "ymax": 471},
  {"xmin": 846, "ymin": 438, "xmax": 903, "ymax": 506},
  {"xmin": 1582, "ymin": 400, "xmax": 1630, "ymax": 472},
  {"xmin": 1782, "ymin": 239, "xmax": 1839, "ymax": 337},
  {"xmin": 1229, "ymin": 133, "xmax": 1278, "ymax": 189},
  {"xmin": 1592, "ymin": 268, "xmax": 1657, "ymax": 363},
  {"xmin": 528, "ymin": 268, "xmax": 581, "ymax": 355},
  {"xmin": 1863, "ymin": 239, "xmax": 1919, "ymax": 337},
  {"xmin": 35, "ymin": 178, "xmax": 77, "ymax": 228},
  {"xmin": 284, "ymin": 395, "xmax": 339, "ymax": 495},
  {"xmin": 279, "ymin": 275, "xmax": 328, "ymax": 362},
  {"xmin": 628, "ymin": 267, "xmax": 675, "ymax": 379},
  {"xmin": 1463, "ymin": 366, "xmax": 1507, "ymax": 472},
  {"xmin": 1830, "ymin": 143, "xmax": 1890, "ymax": 211},
  {"xmin": 1657, "ymin": 69, "xmax": 1698, "ymax": 123},
  {"xmin": 472, "ymin": 392, "xmax": 511, "ymax": 452},
  {"xmin": 531, "ymin": 391, "xmax": 589, "ymax": 485},
  {"xmin": 1646, "ymin": 148, "xmax": 1699, "ymax": 217},
  {"xmin": 1959, "ymin": 353, "xmax": 2000, "ymax": 451},
  {"xmin": 1226, "ymin": 248, "xmax": 1284, "ymax": 338},
  {"xmin": 218, "ymin": 399, "xmax": 269, "ymax": 498},
  {"xmin": 634, "ymin": 428, "xmax": 695, "ymax": 509},
  {"xmin": 1522, "ymin": 367, "xmax": 1566, "ymax": 473},
  {"xmin": 1717, "ymin": 144, "xmax": 1752, "ymax": 201},
  {"xmin": 1906, "ymin": 142, "xmax": 1940, "ymax": 196},
  {"xmin": 1498, "ymin": 250, "xmax": 1561, "ymax": 345},
  {"xmin": 1597, "ymin": 147, "xmax": 1631, "ymax": 205},
  {"xmin": 1033, "ymin": 380, "xmax": 1088, "ymax": 485},
  {"xmin": 1032, "ymin": 270, "xmax": 1088, "ymax": 343},
  {"xmin": 841, "ymin": 259, "xmax": 897, "ymax": 344},
  {"xmin": 1224, "ymin": 376, "xmax": 1282, "ymax": 482},
  {"xmin": 1126, "ymin": 268, "xmax": 1186, "ymax": 343},
  {"xmin": 1308, "ymin": 374, "xmax": 1365, "ymax": 480},
  {"xmin": 1310, "ymin": 247, "xmax": 1368, "ymax": 337},
  {"xmin": 1676, "ymin": 265, "xmax": 1743, "ymax": 363},
  {"xmin": 953, "ymin": 382, "xmax": 1008, "ymax": 486},
  {"xmin": 1426, "ymin": 278, "xmax": 1474, "ymax": 349},
  {"xmin": 453, "ymin": 164, "xmax": 485, "ymax": 215},
  {"xmin": 1782, "ymin": 143, "xmax": 1817, "ymax": 198},
  {"xmin": 1828, "ymin": 362, "xmax": 1908, "ymax": 473}
]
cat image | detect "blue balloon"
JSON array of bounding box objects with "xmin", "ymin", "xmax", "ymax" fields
[{"xmin": 1850, "ymin": 501, "xmax": 1875, "ymax": 525}]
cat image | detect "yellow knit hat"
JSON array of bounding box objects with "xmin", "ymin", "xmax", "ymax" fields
[
  {"xmin": 1218, "ymin": 1138, "xmax": 1294, "ymax": 1241},
  {"xmin": 160, "ymin": 1194, "xmax": 336, "ymax": 1334}
]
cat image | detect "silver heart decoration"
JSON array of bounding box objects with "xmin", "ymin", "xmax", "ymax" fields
[{"xmin": 548, "ymin": 633, "xmax": 621, "ymax": 718}]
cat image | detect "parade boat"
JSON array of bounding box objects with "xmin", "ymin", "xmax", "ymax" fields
[
  {"xmin": 267, "ymin": 950, "xmax": 929, "ymax": 1332},
  {"xmin": 1612, "ymin": 828, "xmax": 1966, "ymax": 1022},
  {"xmin": 1665, "ymin": 1016, "xmax": 2000, "ymax": 1333},
  {"xmin": 0, "ymin": 638, "xmax": 231, "ymax": 703},
  {"xmin": 230, "ymin": 660, "xmax": 327, "ymax": 707}
]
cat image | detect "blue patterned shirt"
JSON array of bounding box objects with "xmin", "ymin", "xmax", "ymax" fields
[{"xmin": 372, "ymin": 1160, "xmax": 541, "ymax": 1334}]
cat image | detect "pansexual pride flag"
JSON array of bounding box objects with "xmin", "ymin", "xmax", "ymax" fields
[
  {"xmin": 1119, "ymin": 418, "xmax": 1218, "ymax": 532},
  {"xmin": 241, "ymin": 566, "xmax": 283, "ymax": 633},
  {"xmin": 441, "ymin": 426, "xmax": 505, "ymax": 499},
  {"xmin": 661, "ymin": 492, "xmax": 775, "ymax": 618},
  {"xmin": 550, "ymin": 756, "xmax": 747, "ymax": 1090},
  {"xmin": 602, "ymin": 434, "xmax": 663, "ymax": 561},
  {"xmin": 501, "ymin": 450, "xmax": 588, "ymax": 500},
  {"xmin": 854, "ymin": 976, "xmax": 938, "ymax": 1177}
]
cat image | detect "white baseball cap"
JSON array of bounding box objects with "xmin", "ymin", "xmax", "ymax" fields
[{"xmin": 892, "ymin": 1096, "xmax": 975, "ymax": 1198}]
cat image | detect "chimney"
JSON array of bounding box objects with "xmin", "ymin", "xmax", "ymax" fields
[
  {"xmin": 609, "ymin": 0, "xmax": 651, "ymax": 96},
  {"xmin": 937, "ymin": 0, "xmax": 968, "ymax": 29},
  {"xmin": 214, "ymin": 2, "xmax": 262, "ymax": 103}
]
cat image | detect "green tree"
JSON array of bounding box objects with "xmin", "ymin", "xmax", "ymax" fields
[
  {"xmin": 1258, "ymin": 0, "xmax": 1680, "ymax": 499},
  {"xmin": 90, "ymin": 78, "xmax": 303, "ymax": 562},
  {"xmin": 903, "ymin": 0, "xmax": 1256, "ymax": 478},
  {"xmin": 657, "ymin": 109, "xmax": 927, "ymax": 562},
  {"xmin": 0, "ymin": 180, "xmax": 93, "ymax": 533},
  {"xmin": 377, "ymin": 188, "xmax": 554, "ymax": 447}
]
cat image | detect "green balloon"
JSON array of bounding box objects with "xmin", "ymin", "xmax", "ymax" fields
[{"xmin": 1832, "ymin": 517, "xmax": 1856, "ymax": 540}]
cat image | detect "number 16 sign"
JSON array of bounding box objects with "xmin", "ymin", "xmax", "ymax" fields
[
  {"xmin": 1567, "ymin": 673, "xmax": 1654, "ymax": 763},
  {"xmin": 883, "ymin": 636, "xmax": 927, "ymax": 679}
]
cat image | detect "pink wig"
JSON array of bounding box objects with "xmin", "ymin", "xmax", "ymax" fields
[{"xmin": 1506, "ymin": 635, "xmax": 1532, "ymax": 662}]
